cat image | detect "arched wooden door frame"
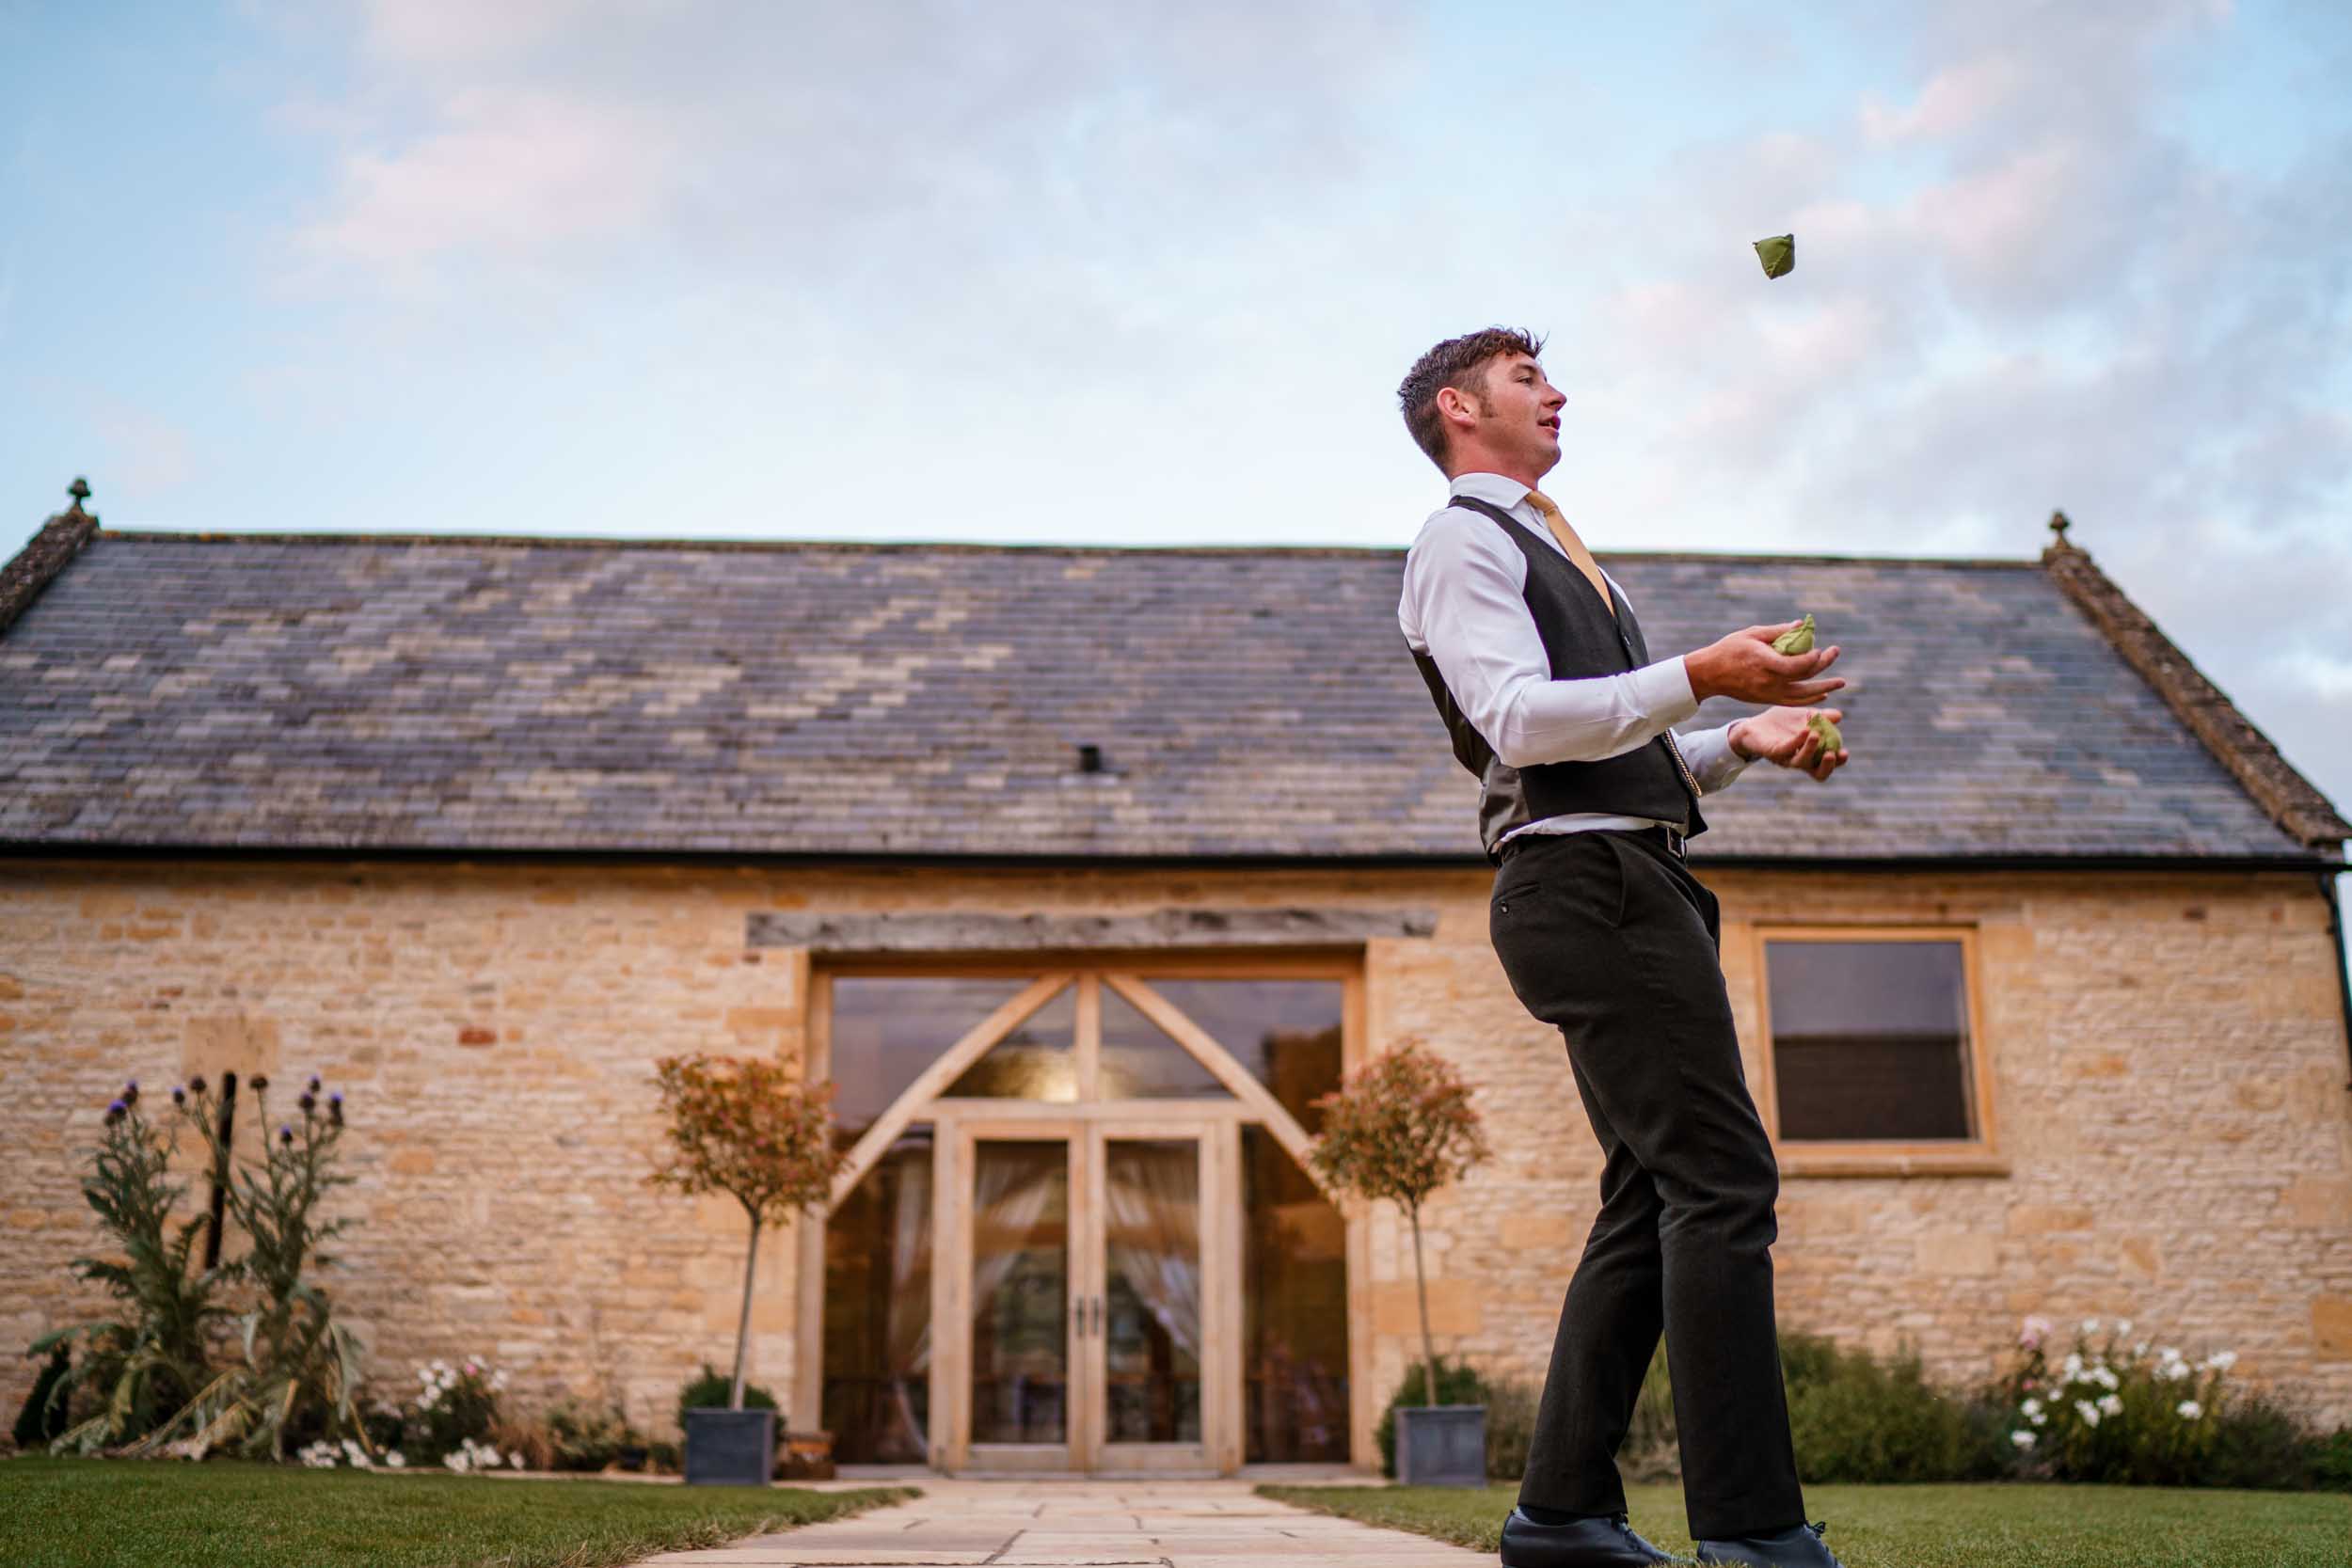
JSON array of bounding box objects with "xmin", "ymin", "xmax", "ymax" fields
[{"xmin": 793, "ymin": 954, "xmax": 1367, "ymax": 1476}]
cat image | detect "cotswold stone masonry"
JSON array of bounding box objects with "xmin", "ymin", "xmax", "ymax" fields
[{"xmin": 4, "ymin": 856, "xmax": 2347, "ymax": 1461}]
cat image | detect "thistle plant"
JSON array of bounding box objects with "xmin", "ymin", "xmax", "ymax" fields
[
  {"xmin": 1307, "ymin": 1037, "xmax": 1491, "ymax": 1412},
  {"xmin": 646, "ymin": 1053, "xmax": 849, "ymax": 1411},
  {"xmin": 32, "ymin": 1081, "xmax": 230, "ymax": 1452},
  {"xmin": 134, "ymin": 1073, "xmax": 369, "ymax": 1461}
]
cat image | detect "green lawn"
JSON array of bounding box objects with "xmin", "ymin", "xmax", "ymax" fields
[
  {"xmin": 0, "ymin": 1455, "xmax": 917, "ymax": 1568},
  {"xmin": 1258, "ymin": 1481, "xmax": 2352, "ymax": 1567}
]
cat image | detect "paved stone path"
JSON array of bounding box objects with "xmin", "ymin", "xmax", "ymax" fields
[{"xmin": 636, "ymin": 1477, "xmax": 1492, "ymax": 1566}]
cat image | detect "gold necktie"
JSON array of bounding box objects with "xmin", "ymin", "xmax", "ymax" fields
[{"xmin": 1523, "ymin": 488, "xmax": 1614, "ymax": 617}]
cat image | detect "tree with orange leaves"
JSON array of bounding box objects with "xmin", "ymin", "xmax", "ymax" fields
[
  {"xmin": 646, "ymin": 1054, "xmax": 850, "ymax": 1411},
  {"xmin": 1308, "ymin": 1037, "xmax": 1492, "ymax": 1412}
]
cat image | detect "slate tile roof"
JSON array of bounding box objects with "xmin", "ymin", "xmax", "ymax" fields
[{"xmin": 0, "ymin": 514, "xmax": 2339, "ymax": 863}]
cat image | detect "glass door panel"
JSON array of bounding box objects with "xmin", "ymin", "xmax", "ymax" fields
[
  {"xmin": 1101, "ymin": 1138, "xmax": 1203, "ymax": 1443},
  {"xmin": 968, "ymin": 1138, "xmax": 1073, "ymax": 1449}
]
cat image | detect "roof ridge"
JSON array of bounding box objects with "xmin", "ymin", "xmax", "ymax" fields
[
  {"xmin": 1, "ymin": 507, "xmax": 100, "ymax": 637},
  {"xmin": 83, "ymin": 527, "xmax": 2044, "ymax": 571},
  {"xmin": 2042, "ymin": 538, "xmax": 2350, "ymax": 847}
]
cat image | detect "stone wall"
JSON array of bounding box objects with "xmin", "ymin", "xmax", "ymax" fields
[{"xmin": 3, "ymin": 855, "xmax": 2346, "ymax": 1464}]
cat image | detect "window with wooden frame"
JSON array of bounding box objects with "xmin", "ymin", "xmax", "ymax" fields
[{"xmin": 1753, "ymin": 927, "xmax": 2005, "ymax": 1177}]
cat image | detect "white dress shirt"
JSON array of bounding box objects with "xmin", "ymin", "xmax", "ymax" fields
[{"xmin": 1399, "ymin": 471, "xmax": 1753, "ymax": 847}]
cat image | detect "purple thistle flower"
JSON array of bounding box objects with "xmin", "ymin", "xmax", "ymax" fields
[
  {"xmin": 250, "ymin": 1074, "xmax": 270, "ymax": 1092},
  {"xmin": 107, "ymin": 1098, "xmax": 127, "ymax": 1114},
  {"xmin": 308, "ymin": 1074, "xmax": 322, "ymax": 1093},
  {"xmin": 188, "ymin": 1074, "xmax": 208, "ymax": 1096},
  {"xmin": 278, "ymin": 1124, "xmax": 294, "ymax": 1145},
  {"xmin": 299, "ymin": 1092, "xmax": 317, "ymax": 1113},
  {"xmin": 171, "ymin": 1085, "xmax": 186, "ymax": 1105}
]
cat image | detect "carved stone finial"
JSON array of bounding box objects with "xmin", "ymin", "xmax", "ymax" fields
[
  {"xmin": 67, "ymin": 477, "xmax": 91, "ymax": 513},
  {"xmin": 2048, "ymin": 509, "xmax": 2072, "ymax": 545}
]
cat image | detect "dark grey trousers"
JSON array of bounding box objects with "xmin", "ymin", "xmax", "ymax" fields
[{"xmin": 1487, "ymin": 828, "xmax": 1805, "ymax": 1541}]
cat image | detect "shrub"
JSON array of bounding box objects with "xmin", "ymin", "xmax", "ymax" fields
[
  {"xmin": 677, "ymin": 1364, "xmax": 780, "ymax": 1434},
  {"xmin": 488, "ymin": 1411, "xmax": 556, "ymax": 1472},
  {"xmin": 1994, "ymin": 1316, "xmax": 2249, "ymax": 1486},
  {"xmin": 2308, "ymin": 1425, "xmax": 2352, "ymax": 1493},
  {"xmin": 1482, "ymin": 1374, "xmax": 1538, "ymax": 1481},
  {"xmin": 1372, "ymin": 1354, "xmax": 1485, "ymax": 1479},
  {"xmin": 397, "ymin": 1356, "xmax": 509, "ymax": 1467},
  {"xmin": 1620, "ymin": 1342, "xmax": 1679, "ymax": 1482},
  {"xmin": 2204, "ymin": 1392, "xmax": 2317, "ymax": 1491},
  {"xmin": 32, "ymin": 1082, "xmax": 230, "ymax": 1453},
  {"xmin": 1781, "ymin": 1331, "xmax": 2009, "ymax": 1482},
  {"xmin": 546, "ymin": 1397, "xmax": 643, "ymax": 1471},
  {"xmin": 13, "ymin": 1344, "xmax": 73, "ymax": 1450}
]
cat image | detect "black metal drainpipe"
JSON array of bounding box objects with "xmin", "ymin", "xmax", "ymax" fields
[{"xmin": 2324, "ymin": 871, "xmax": 2352, "ymax": 1091}]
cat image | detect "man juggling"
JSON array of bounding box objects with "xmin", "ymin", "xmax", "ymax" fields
[{"xmin": 1396, "ymin": 327, "xmax": 1851, "ymax": 1568}]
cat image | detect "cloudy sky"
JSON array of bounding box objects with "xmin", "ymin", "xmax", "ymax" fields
[{"xmin": 4, "ymin": 0, "xmax": 2348, "ymax": 838}]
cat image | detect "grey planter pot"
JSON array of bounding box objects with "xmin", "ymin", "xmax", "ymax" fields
[
  {"xmin": 1396, "ymin": 1403, "xmax": 1486, "ymax": 1487},
  {"xmin": 683, "ymin": 1407, "xmax": 776, "ymax": 1486}
]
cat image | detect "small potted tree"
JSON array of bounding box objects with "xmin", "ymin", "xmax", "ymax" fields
[
  {"xmin": 1309, "ymin": 1036, "xmax": 1492, "ymax": 1486},
  {"xmin": 647, "ymin": 1053, "xmax": 848, "ymax": 1485}
]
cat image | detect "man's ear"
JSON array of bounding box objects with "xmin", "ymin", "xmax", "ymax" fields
[{"xmin": 1434, "ymin": 385, "xmax": 1479, "ymax": 430}]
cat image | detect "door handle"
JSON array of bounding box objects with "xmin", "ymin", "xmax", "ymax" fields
[
  {"xmin": 1073, "ymin": 1297, "xmax": 1086, "ymax": 1338},
  {"xmin": 1091, "ymin": 1295, "xmax": 1103, "ymax": 1335}
]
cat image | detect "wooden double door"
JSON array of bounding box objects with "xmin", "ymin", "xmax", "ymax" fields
[{"xmin": 932, "ymin": 1107, "xmax": 1242, "ymax": 1474}]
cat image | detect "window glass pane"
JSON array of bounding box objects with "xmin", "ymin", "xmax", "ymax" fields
[
  {"xmin": 941, "ymin": 985, "xmax": 1077, "ymax": 1101},
  {"xmin": 1103, "ymin": 1139, "xmax": 1202, "ymax": 1444},
  {"xmin": 969, "ymin": 1139, "xmax": 1070, "ymax": 1444},
  {"xmin": 1242, "ymin": 1124, "xmax": 1349, "ymax": 1462},
  {"xmin": 1145, "ymin": 980, "xmax": 1343, "ymax": 1132},
  {"xmin": 821, "ymin": 1134, "xmax": 932, "ymax": 1464},
  {"xmin": 1100, "ymin": 988, "xmax": 1232, "ymax": 1101},
  {"xmin": 829, "ymin": 977, "xmax": 1032, "ymax": 1139},
  {"xmin": 1765, "ymin": 940, "xmax": 1973, "ymax": 1142}
]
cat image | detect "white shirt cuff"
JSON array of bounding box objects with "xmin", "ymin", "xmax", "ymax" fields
[{"xmin": 1631, "ymin": 656, "xmax": 1701, "ymax": 732}]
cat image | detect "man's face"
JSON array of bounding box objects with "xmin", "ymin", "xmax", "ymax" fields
[{"xmin": 1452, "ymin": 351, "xmax": 1564, "ymax": 475}]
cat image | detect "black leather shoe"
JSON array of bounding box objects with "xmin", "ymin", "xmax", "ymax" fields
[
  {"xmin": 1499, "ymin": 1507, "xmax": 1692, "ymax": 1566},
  {"xmin": 1694, "ymin": 1520, "xmax": 1845, "ymax": 1568}
]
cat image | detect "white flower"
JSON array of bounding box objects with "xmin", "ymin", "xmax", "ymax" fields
[
  {"xmin": 386, "ymin": 1451, "xmax": 407, "ymax": 1468},
  {"xmin": 2011, "ymin": 1430, "xmax": 2038, "ymax": 1449},
  {"xmin": 444, "ymin": 1452, "xmax": 469, "ymax": 1474},
  {"xmin": 2134, "ymin": 1340, "xmax": 2151, "ymax": 1358},
  {"xmin": 2020, "ymin": 1398, "xmax": 2044, "ymax": 1419},
  {"xmin": 2158, "ymin": 1345, "xmax": 2181, "ymax": 1363},
  {"xmin": 2098, "ymin": 1393, "xmax": 2123, "ymax": 1417},
  {"xmin": 2081, "ymin": 1318, "xmax": 2101, "ymax": 1336},
  {"xmin": 2075, "ymin": 1400, "xmax": 2102, "ymax": 1428},
  {"xmin": 2060, "ymin": 1353, "xmax": 2085, "ymax": 1380},
  {"xmin": 508, "ymin": 1450, "xmax": 526, "ymax": 1469},
  {"xmin": 2019, "ymin": 1314, "xmax": 2054, "ymax": 1348},
  {"xmin": 2207, "ymin": 1351, "xmax": 2238, "ymax": 1371},
  {"xmin": 2091, "ymin": 1366, "xmax": 2120, "ymax": 1390},
  {"xmin": 2029, "ymin": 1408, "xmax": 2047, "ymax": 1427},
  {"xmin": 2164, "ymin": 1360, "xmax": 2194, "ymax": 1383},
  {"xmin": 2177, "ymin": 1401, "xmax": 2203, "ymax": 1418},
  {"xmin": 2116, "ymin": 1319, "xmax": 2134, "ymax": 1338}
]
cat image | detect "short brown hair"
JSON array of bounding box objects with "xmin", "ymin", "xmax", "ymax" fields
[{"xmin": 1397, "ymin": 326, "xmax": 1546, "ymax": 471}]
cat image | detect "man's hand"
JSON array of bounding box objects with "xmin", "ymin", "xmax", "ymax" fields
[
  {"xmin": 1685, "ymin": 620, "xmax": 1845, "ymax": 707},
  {"xmin": 1729, "ymin": 705, "xmax": 1850, "ymax": 783}
]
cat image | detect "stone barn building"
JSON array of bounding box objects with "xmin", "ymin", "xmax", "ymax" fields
[{"xmin": 3, "ymin": 490, "xmax": 2347, "ymax": 1475}]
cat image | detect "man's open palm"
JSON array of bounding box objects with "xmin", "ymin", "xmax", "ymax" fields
[{"xmin": 1732, "ymin": 705, "xmax": 1850, "ymax": 783}]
